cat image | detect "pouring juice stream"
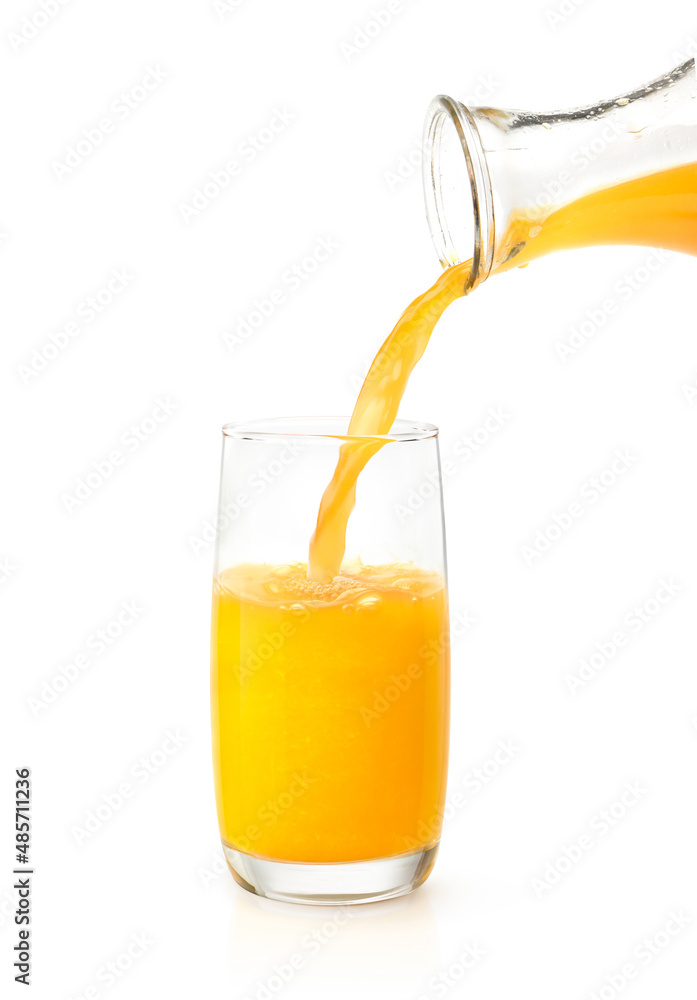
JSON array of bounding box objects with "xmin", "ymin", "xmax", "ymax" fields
[{"xmin": 308, "ymin": 160, "xmax": 697, "ymax": 583}]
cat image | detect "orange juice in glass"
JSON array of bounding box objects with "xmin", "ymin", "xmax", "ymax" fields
[{"xmin": 211, "ymin": 418, "xmax": 450, "ymax": 904}]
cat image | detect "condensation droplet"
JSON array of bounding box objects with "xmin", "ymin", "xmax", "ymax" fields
[
  {"xmin": 289, "ymin": 603, "xmax": 306, "ymax": 616},
  {"xmin": 342, "ymin": 603, "xmax": 355, "ymax": 615}
]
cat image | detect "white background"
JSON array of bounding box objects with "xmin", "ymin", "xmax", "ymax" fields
[{"xmin": 2, "ymin": 0, "xmax": 697, "ymax": 997}]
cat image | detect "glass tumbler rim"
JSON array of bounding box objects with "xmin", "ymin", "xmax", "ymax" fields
[{"xmin": 221, "ymin": 416, "xmax": 439, "ymax": 444}]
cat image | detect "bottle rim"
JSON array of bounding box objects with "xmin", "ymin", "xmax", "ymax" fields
[{"xmin": 422, "ymin": 94, "xmax": 495, "ymax": 291}]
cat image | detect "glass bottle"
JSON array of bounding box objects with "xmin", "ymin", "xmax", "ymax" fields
[{"xmin": 423, "ymin": 58, "xmax": 697, "ymax": 290}]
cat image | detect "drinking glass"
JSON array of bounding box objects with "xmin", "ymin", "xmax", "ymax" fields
[{"xmin": 211, "ymin": 417, "xmax": 450, "ymax": 904}]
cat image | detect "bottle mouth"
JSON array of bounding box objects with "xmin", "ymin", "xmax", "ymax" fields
[{"xmin": 422, "ymin": 95, "xmax": 494, "ymax": 291}]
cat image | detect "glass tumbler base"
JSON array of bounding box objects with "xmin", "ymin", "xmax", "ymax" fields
[{"xmin": 221, "ymin": 841, "xmax": 440, "ymax": 905}]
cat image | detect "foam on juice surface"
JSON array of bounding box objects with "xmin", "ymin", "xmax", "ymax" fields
[{"xmin": 217, "ymin": 562, "xmax": 444, "ymax": 606}]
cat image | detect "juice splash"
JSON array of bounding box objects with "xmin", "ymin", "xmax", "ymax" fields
[
  {"xmin": 308, "ymin": 161, "xmax": 697, "ymax": 581},
  {"xmin": 212, "ymin": 562, "xmax": 449, "ymax": 862}
]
